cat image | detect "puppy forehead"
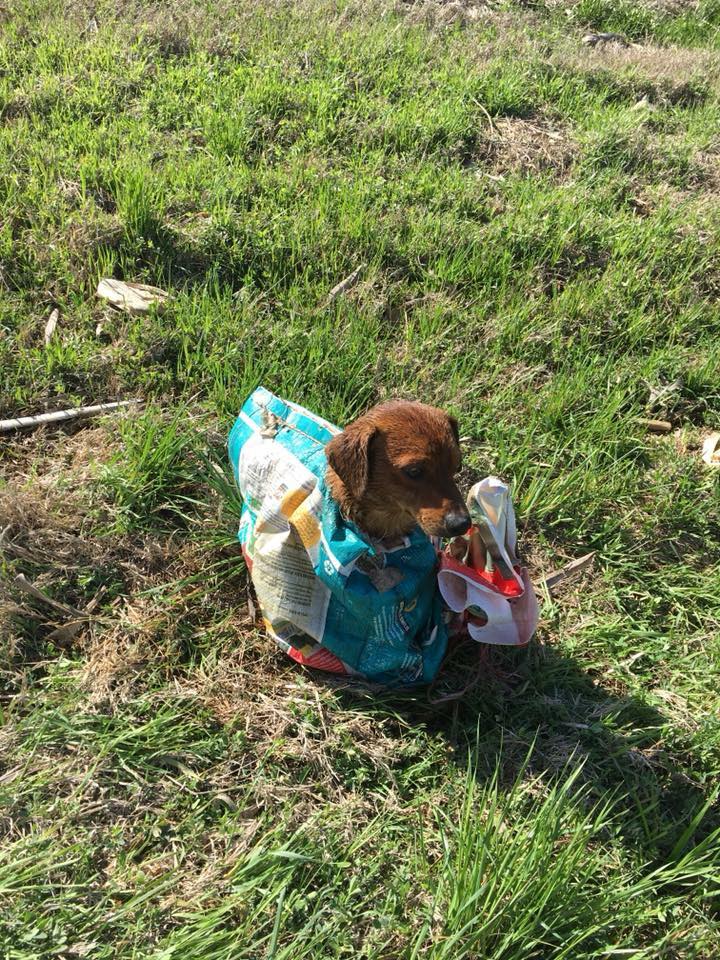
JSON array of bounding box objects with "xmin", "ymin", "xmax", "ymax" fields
[{"xmin": 368, "ymin": 402, "xmax": 458, "ymax": 459}]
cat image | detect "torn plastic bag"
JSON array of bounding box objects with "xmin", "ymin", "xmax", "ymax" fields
[{"xmin": 437, "ymin": 477, "xmax": 539, "ymax": 646}]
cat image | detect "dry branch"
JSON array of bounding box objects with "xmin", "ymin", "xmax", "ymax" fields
[
  {"xmin": 542, "ymin": 552, "xmax": 597, "ymax": 594},
  {"xmin": 328, "ymin": 265, "xmax": 364, "ymax": 302},
  {"xmin": 0, "ymin": 400, "xmax": 142, "ymax": 434}
]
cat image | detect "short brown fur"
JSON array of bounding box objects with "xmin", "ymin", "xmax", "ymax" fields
[{"xmin": 325, "ymin": 401, "xmax": 470, "ymax": 540}]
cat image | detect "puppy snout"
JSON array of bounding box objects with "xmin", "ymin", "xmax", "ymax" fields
[{"xmin": 443, "ymin": 508, "xmax": 471, "ymax": 537}]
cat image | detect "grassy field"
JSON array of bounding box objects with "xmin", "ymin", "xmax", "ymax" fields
[{"xmin": 2, "ymin": 0, "xmax": 720, "ymax": 956}]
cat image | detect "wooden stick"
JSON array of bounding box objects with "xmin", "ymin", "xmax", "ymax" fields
[
  {"xmin": 0, "ymin": 399, "xmax": 142, "ymax": 434},
  {"xmin": 542, "ymin": 552, "xmax": 597, "ymax": 593},
  {"xmin": 328, "ymin": 265, "xmax": 364, "ymax": 302},
  {"xmin": 635, "ymin": 417, "xmax": 672, "ymax": 434},
  {"xmin": 13, "ymin": 574, "xmax": 86, "ymax": 619}
]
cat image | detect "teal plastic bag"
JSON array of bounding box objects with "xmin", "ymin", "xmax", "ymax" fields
[{"xmin": 228, "ymin": 387, "xmax": 448, "ymax": 686}]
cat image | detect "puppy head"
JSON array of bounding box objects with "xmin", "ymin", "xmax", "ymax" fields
[{"xmin": 325, "ymin": 401, "xmax": 470, "ymax": 539}]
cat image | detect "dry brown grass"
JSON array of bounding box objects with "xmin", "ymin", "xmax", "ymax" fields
[
  {"xmin": 554, "ymin": 41, "xmax": 720, "ymax": 104},
  {"xmin": 482, "ymin": 116, "xmax": 577, "ymax": 176},
  {"xmin": 0, "ymin": 422, "xmax": 245, "ymax": 692},
  {"xmin": 445, "ymin": 7, "xmax": 720, "ymax": 103},
  {"xmin": 1, "ymin": 428, "xmax": 114, "ymax": 650},
  {"xmin": 554, "ymin": 0, "xmax": 701, "ymax": 14},
  {"xmin": 399, "ymin": 0, "xmax": 494, "ymax": 30}
]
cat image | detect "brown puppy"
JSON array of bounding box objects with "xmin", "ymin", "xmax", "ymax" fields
[{"xmin": 325, "ymin": 401, "xmax": 471, "ymax": 540}]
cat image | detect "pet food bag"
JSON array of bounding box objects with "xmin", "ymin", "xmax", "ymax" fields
[{"xmin": 228, "ymin": 387, "xmax": 449, "ymax": 687}]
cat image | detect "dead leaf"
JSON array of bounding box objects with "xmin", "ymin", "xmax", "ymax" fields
[
  {"xmin": 46, "ymin": 621, "xmax": 85, "ymax": 644},
  {"xmin": 645, "ymin": 378, "xmax": 682, "ymax": 411},
  {"xmin": 212, "ymin": 792, "xmax": 238, "ymax": 812},
  {"xmin": 96, "ymin": 279, "xmax": 170, "ymax": 315},
  {"xmin": 44, "ymin": 307, "xmax": 59, "ymax": 346}
]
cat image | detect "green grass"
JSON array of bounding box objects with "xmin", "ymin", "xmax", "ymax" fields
[{"xmin": 1, "ymin": 0, "xmax": 720, "ymax": 956}]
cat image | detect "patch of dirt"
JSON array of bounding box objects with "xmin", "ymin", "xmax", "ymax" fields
[
  {"xmin": 689, "ymin": 146, "xmax": 720, "ymax": 189},
  {"xmin": 78, "ymin": 545, "xmax": 253, "ymax": 710},
  {"xmin": 1, "ymin": 422, "xmax": 250, "ymax": 697},
  {"xmin": 451, "ymin": 10, "xmax": 720, "ymax": 106},
  {"xmin": 1, "ymin": 426, "xmax": 115, "ymax": 660},
  {"xmin": 557, "ymin": 0, "xmax": 703, "ymax": 13}
]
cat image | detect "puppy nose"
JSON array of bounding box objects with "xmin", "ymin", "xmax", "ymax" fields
[{"xmin": 444, "ymin": 509, "xmax": 471, "ymax": 537}]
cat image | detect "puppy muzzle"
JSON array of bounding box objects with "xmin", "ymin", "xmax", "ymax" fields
[{"xmin": 442, "ymin": 508, "xmax": 471, "ymax": 538}]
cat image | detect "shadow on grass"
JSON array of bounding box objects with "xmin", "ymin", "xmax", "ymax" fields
[{"xmin": 321, "ymin": 642, "xmax": 718, "ymax": 863}]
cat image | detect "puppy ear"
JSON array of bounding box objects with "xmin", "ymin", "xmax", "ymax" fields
[
  {"xmin": 448, "ymin": 415, "xmax": 460, "ymax": 446},
  {"xmin": 325, "ymin": 421, "xmax": 376, "ymax": 499}
]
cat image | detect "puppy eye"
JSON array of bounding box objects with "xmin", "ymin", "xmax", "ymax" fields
[{"xmin": 402, "ymin": 465, "xmax": 424, "ymax": 480}]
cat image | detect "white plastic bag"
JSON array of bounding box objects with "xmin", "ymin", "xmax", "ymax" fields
[{"xmin": 437, "ymin": 477, "xmax": 539, "ymax": 646}]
